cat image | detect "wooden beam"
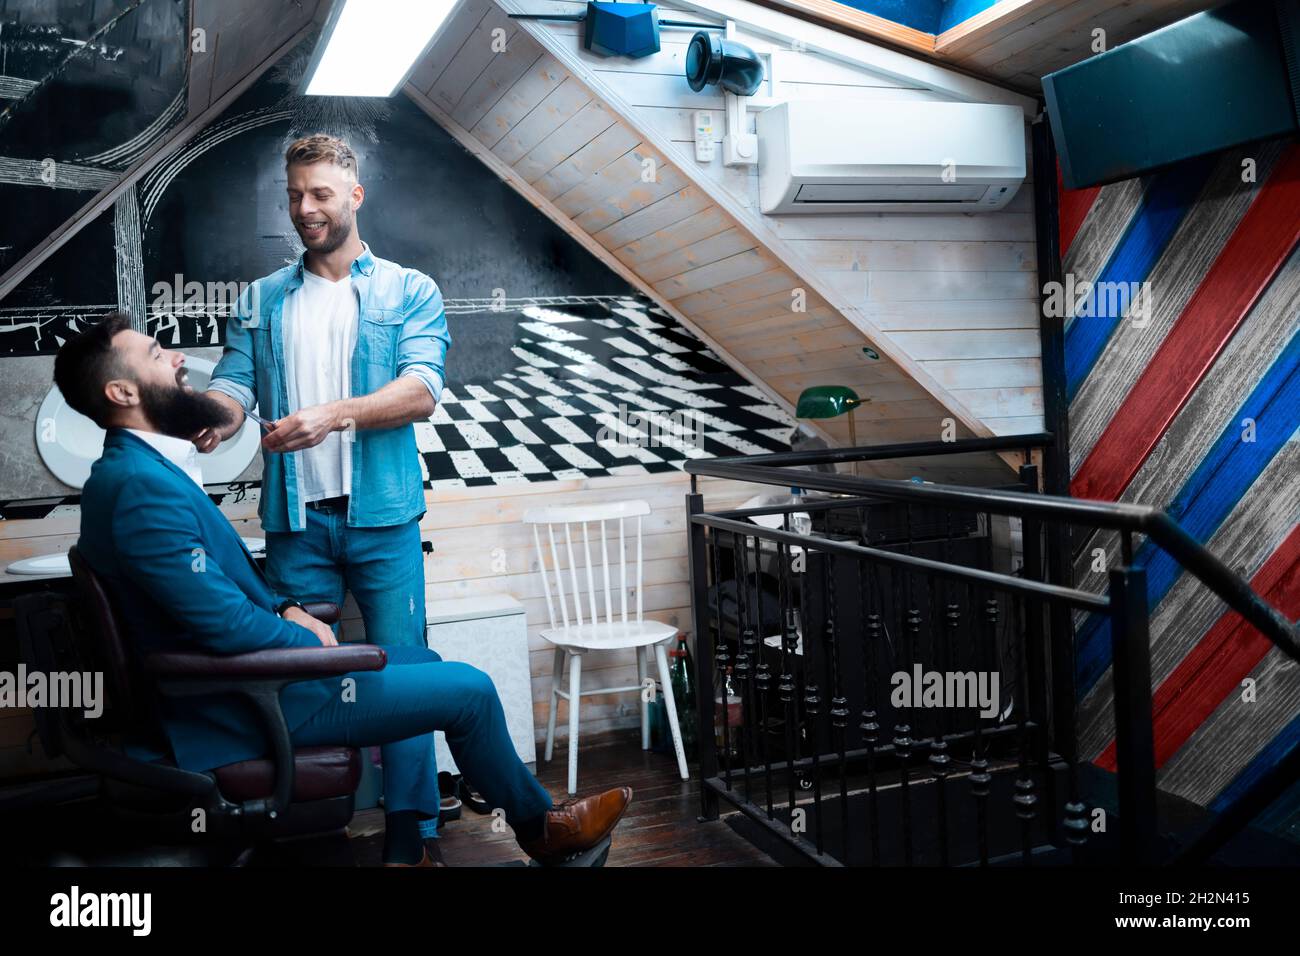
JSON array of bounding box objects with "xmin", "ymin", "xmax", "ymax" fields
[{"xmin": 934, "ymin": 0, "xmax": 1055, "ymax": 58}]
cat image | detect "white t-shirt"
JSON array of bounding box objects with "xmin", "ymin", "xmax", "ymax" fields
[{"xmin": 283, "ymin": 268, "xmax": 359, "ymax": 503}]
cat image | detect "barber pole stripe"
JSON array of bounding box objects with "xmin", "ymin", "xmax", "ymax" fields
[
  {"xmin": 1074, "ymin": 434, "xmax": 1300, "ymax": 761},
  {"xmin": 1070, "ymin": 252, "xmax": 1300, "ymax": 616},
  {"xmin": 1072, "ymin": 144, "xmax": 1300, "ymax": 502},
  {"xmin": 1094, "ymin": 523, "xmax": 1300, "ymax": 770},
  {"xmin": 1062, "ymin": 177, "xmax": 1146, "ymax": 308},
  {"xmin": 1063, "ymin": 157, "xmax": 1213, "ymax": 397},
  {"xmin": 1064, "ymin": 134, "xmax": 1300, "ymax": 811},
  {"xmin": 1162, "ymin": 647, "xmax": 1300, "ymax": 807},
  {"xmin": 1069, "ymin": 144, "xmax": 1284, "ymax": 474},
  {"xmin": 1075, "ymin": 348, "xmax": 1300, "ymax": 692},
  {"xmin": 1207, "ymin": 708, "xmax": 1300, "ymax": 813},
  {"xmin": 1057, "ymin": 162, "xmax": 1100, "ymax": 257}
]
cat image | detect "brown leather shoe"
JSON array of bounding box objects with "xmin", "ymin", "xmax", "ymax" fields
[{"xmin": 517, "ymin": 786, "xmax": 632, "ymax": 864}]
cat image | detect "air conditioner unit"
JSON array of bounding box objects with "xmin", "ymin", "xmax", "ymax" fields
[{"xmin": 757, "ymin": 99, "xmax": 1026, "ymax": 214}]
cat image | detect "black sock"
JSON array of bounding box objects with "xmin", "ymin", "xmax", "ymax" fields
[
  {"xmin": 383, "ymin": 810, "xmax": 424, "ymax": 865},
  {"xmin": 513, "ymin": 811, "xmax": 546, "ymax": 844}
]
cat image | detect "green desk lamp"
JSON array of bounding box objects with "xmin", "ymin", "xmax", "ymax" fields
[{"xmin": 795, "ymin": 385, "xmax": 866, "ymax": 448}]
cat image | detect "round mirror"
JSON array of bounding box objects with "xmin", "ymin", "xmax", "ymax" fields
[{"xmin": 34, "ymin": 354, "xmax": 262, "ymax": 490}]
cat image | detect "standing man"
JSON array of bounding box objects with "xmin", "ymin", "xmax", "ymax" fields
[{"xmin": 197, "ymin": 134, "xmax": 451, "ymax": 846}]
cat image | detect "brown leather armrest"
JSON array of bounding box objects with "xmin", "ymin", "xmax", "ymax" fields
[
  {"xmin": 301, "ymin": 602, "xmax": 340, "ymax": 625},
  {"xmin": 144, "ymin": 644, "xmax": 386, "ymax": 680}
]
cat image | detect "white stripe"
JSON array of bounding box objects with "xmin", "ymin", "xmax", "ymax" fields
[
  {"xmin": 1071, "ymin": 250, "xmax": 1300, "ymax": 614},
  {"xmin": 1076, "ymin": 432, "xmax": 1300, "ymax": 759},
  {"xmin": 1069, "ymin": 143, "xmax": 1284, "ymax": 471}
]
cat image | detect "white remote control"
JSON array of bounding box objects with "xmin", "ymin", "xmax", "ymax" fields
[{"xmin": 693, "ymin": 110, "xmax": 715, "ymax": 162}]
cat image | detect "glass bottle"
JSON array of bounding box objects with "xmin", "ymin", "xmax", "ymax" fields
[
  {"xmin": 670, "ymin": 635, "xmax": 698, "ymax": 757},
  {"xmin": 713, "ymin": 665, "xmax": 742, "ymax": 760}
]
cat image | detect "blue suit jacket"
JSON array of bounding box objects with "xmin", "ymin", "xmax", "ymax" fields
[{"xmin": 77, "ymin": 428, "xmax": 335, "ymax": 772}]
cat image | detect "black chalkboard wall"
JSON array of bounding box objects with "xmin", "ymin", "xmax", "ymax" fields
[
  {"xmin": 144, "ymin": 92, "xmax": 632, "ymax": 307},
  {"xmin": 0, "ymin": 0, "xmax": 189, "ymax": 280},
  {"xmin": 3, "ymin": 32, "xmax": 631, "ymax": 337},
  {"xmin": 0, "ymin": 30, "xmax": 791, "ymax": 507}
]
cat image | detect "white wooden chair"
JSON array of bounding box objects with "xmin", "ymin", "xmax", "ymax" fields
[{"xmin": 523, "ymin": 499, "xmax": 690, "ymax": 794}]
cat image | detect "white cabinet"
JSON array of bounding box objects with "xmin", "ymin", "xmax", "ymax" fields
[{"xmin": 426, "ymin": 594, "xmax": 538, "ymax": 775}]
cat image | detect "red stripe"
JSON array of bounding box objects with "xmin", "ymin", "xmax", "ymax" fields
[
  {"xmin": 1071, "ymin": 145, "xmax": 1300, "ymax": 502},
  {"xmin": 1057, "ymin": 161, "xmax": 1100, "ymax": 257},
  {"xmin": 1096, "ymin": 523, "xmax": 1300, "ymax": 771}
]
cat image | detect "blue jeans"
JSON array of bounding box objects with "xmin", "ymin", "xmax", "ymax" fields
[
  {"xmin": 267, "ymin": 509, "xmax": 436, "ymax": 829},
  {"xmin": 266, "ymin": 508, "xmax": 427, "ymax": 648},
  {"xmin": 291, "ymin": 645, "xmax": 553, "ymax": 828}
]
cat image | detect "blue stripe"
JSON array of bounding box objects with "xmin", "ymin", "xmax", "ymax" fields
[
  {"xmin": 1210, "ymin": 710, "xmax": 1300, "ymax": 813},
  {"xmin": 1076, "ymin": 329, "xmax": 1300, "ymax": 694},
  {"xmin": 1064, "ymin": 158, "xmax": 1214, "ymax": 400}
]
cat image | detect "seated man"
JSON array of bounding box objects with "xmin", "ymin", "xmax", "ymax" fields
[{"xmin": 55, "ymin": 314, "xmax": 630, "ymax": 866}]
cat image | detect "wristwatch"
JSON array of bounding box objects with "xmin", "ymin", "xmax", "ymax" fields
[{"xmin": 275, "ymin": 598, "xmax": 305, "ymax": 618}]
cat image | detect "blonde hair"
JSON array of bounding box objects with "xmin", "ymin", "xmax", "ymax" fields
[{"xmin": 284, "ymin": 133, "xmax": 359, "ymax": 182}]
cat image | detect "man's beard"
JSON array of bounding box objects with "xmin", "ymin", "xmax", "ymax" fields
[
  {"xmin": 299, "ymin": 207, "xmax": 353, "ymax": 254},
  {"xmin": 138, "ymin": 379, "xmax": 234, "ymax": 440}
]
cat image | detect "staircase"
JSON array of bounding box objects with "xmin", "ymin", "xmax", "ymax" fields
[{"xmin": 683, "ymin": 434, "xmax": 1300, "ymax": 865}]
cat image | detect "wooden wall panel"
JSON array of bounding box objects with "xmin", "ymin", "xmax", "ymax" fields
[
  {"xmin": 1061, "ymin": 139, "xmax": 1300, "ymax": 811},
  {"xmin": 0, "ymin": 470, "xmax": 769, "ymax": 776}
]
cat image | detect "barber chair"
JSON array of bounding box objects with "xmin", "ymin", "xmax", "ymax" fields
[{"xmin": 12, "ymin": 546, "xmax": 386, "ymax": 864}]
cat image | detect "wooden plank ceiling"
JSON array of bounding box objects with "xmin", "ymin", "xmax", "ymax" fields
[
  {"xmin": 406, "ymin": 0, "xmax": 1035, "ymax": 480},
  {"xmin": 933, "ymin": 0, "xmax": 1223, "ymax": 91},
  {"xmin": 758, "ymin": 0, "xmax": 1223, "ymax": 92}
]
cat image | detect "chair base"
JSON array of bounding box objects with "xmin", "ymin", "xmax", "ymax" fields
[
  {"xmin": 525, "ymin": 834, "xmax": 611, "ymax": 868},
  {"xmin": 103, "ymin": 789, "xmax": 358, "ymax": 843}
]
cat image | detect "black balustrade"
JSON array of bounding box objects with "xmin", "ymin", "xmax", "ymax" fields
[{"xmin": 683, "ymin": 435, "xmax": 1299, "ymax": 866}]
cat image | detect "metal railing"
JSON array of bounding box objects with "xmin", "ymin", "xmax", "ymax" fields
[{"xmin": 684, "ymin": 435, "xmax": 1299, "ymax": 866}]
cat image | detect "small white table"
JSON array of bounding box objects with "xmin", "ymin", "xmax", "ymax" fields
[
  {"xmin": 4, "ymin": 538, "xmax": 267, "ymax": 578},
  {"xmin": 426, "ymin": 594, "xmax": 538, "ymax": 776}
]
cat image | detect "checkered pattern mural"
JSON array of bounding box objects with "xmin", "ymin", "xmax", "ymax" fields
[
  {"xmin": 417, "ymin": 296, "xmax": 793, "ymax": 488},
  {"xmin": 0, "ymin": 294, "xmax": 793, "ymax": 518}
]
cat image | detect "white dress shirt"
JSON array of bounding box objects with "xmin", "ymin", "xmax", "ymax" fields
[{"xmin": 125, "ymin": 428, "xmax": 205, "ymax": 490}]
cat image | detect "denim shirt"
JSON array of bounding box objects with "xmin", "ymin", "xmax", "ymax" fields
[{"xmin": 209, "ymin": 243, "xmax": 450, "ymax": 532}]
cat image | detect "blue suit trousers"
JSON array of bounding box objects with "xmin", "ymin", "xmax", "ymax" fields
[{"xmin": 290, "ymin": 645, "xmax": 552, "ymax": 829}]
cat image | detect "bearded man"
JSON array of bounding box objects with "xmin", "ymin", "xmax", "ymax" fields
[{"xmin": 57, "ymin": 314, "xmax": 631, "ymax": 866}]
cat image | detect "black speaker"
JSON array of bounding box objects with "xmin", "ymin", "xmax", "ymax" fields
[{"xmin": 684, "ymin": 30, "xmax": 763, "ymax": 96}]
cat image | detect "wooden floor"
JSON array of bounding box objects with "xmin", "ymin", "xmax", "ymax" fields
[
  {"xmin": 349, "ymin": 728, "xmax": 777, "ymax": 867},
  {"xmin": 0, "ymin": 727, "xmax": 777, "ymax": 867}
]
